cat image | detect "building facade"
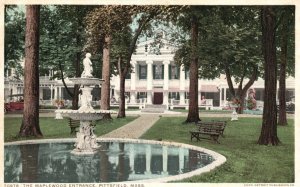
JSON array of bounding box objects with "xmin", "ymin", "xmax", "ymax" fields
[{"xmin": 4, "ymin": 38, "xmax": 295, "ymax": 109}]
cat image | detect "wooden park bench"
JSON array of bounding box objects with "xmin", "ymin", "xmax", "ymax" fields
[
  {"xmin": 190, "ymin": 121, "xmax": 227, "ymax": 143},
  {"xmin": 68, "ymin": 118, "xmax": 96, "ymax": 135},
  {"xmin": 68, "ymin": 118, "xmax": 80, "ymax": 135}
]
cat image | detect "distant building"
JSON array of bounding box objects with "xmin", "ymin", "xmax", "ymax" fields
[{"xmin": 4, "ymin": 38, "xmax": 295, "ymax": 109}]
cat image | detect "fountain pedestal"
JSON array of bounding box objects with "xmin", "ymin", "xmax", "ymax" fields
[
  {"xmin": 55, "ymin": 76, "xmax": 115, "ymax": 154},
  {"xmin": 72, "ymin": 121, "xmax": 99, "ymax": 155},
  {"xmin": 55, "ymin": 53, "xmax": 116, "ymax": 155}
]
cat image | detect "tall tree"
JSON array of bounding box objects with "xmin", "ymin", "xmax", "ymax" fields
[
  {"xmin": 86, "ymin": 5, "xmax": 134, "ymax": 119},
  {"xmin": 19, "ymin": 5, "xmax": 43, "ymax": 137},
  {"xmin": 101, "ymin": 34, "xmax": 112, "ymax": 119},
  {"xmin": 204, "ymin": 7, "xmax": 261, "ymax": 114},
  {"xmin": 111, "ymin": 27, "xmax": 132, "ymax": 118},
  {"xmin": 186, "ymin": 12, "xmax": 200, "ymax": 123},
  {"xmin": 258, "ymin": 6, "xmax": 280, "ymax": 145},
  {"xmin": 172, "ymin": 6, "xmax": 204, "ymax": 123},
  {"xmin": 277, "ymin": 6, "xmax": 295, "ymax": 126},
  {"xmin": 39, "ymin": 5, "xmax": 95, "ymax": 109},
  {"xmin": 174, "ymin": 7, "xmax": 262, "ymax": 114}
]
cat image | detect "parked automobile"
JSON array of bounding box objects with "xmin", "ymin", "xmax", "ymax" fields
[{"xmin": 4, "ymin": 94, "xmax": 24, "ymax": 113}]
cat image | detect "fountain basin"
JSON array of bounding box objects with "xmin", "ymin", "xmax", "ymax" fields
[
  {"xmin": 4, "ymin": 138, "xmax": 226, "ymax": 183},
  {"xmin": 57, "ymin": 109, "xmax": 116, "ymax": 121}
]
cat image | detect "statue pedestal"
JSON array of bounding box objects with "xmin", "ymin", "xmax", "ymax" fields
[
  {"xmin": 71, "ymin": 121, "xmax": 100, "ymax": 155},
  {"xmin": 230, "ymin": 104, "xmax": 239, "ymax": 121},
  {"xmin": 231, "ymin": 110, "xmax": 238, "ymax": 121},
  {"xmin": 55, "ymin": 108, "xmax": 63, "ymax": 119}
]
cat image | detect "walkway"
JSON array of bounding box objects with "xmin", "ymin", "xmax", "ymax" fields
[{"xmin": 100, "ymin": 114, "xmax": 160, "ymax": 139}]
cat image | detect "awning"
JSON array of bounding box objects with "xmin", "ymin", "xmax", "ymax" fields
[{"xmin": 200, "ymin": 85, "xmax": 219, "ymax": 93}]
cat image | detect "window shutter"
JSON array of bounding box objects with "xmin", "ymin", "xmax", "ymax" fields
[
  {"xmin": 153, "ymin": 64, "xmax": 155, "ymax": 79},
  {"xmin": 139, "ymin": 65, "xmax": 141, "ymax": 79},
  {"xmin": 169, "ymin": 64, "xmax": 171, "ymax": 79},
  {"xmin": 162, "ymin": 65, "xmax": 164, "ymax": 79}
]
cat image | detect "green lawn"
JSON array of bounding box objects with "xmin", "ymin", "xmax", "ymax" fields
[
  {"xmin": 4, "ymin": 116, "xmax": 138, "ymax": 142},
  {"xmin": 141, "ymin": 117, "xmax": 294, "ymax": 183}
]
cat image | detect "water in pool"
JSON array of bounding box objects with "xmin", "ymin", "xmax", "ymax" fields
[{"xmin": 4, "ymin": 142, "xmax": 214, "ymax": 183}]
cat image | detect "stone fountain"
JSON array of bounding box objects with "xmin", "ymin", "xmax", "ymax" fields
[{"xmin": 56, "ymin": 53, "xmax": 115, "ymax": 155}]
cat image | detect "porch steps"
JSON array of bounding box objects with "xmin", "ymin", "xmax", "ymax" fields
[{"xmin": 141, "ymin": 104, "xmax": 166, "ymax": 113}]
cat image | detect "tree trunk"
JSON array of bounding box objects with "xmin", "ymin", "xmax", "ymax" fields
[
  {"xmin": 100, "ymin": 34, "xmax": 112, "ymax": 119},
  {"xmin": 118, "ymin": 57, "xmax": 127, "ymax": 118},
  {"xmin": 72, "ymin": 35, "xmax": 82, "ymax": 110},
  {"xmin": 225, "ymin": 65, "xmax": 258, "ymax": 114},
  {"xmin": 19, "ymin": 5, "xmax": 43, "ymax": 137},
  {"xmin": 278, "ymin": 10, "xmax": 288, "ymax": 126},
  {"xmin": 20, "ymin": 144, "xmax": 39, "ymax": 182},
  {"xmin": 236, "ymin": 92, "xmax": 246, "ymax": 114},
  {"xmin": 186, "ymin": 15, "xmax": 200, "ymax": 123},
  {"xmin": 258, "ymin": 6, "xmax": 280, "ymax": 145}
]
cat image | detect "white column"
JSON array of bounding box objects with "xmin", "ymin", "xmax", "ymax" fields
[
  {"xmin": 129, "ymin": 144, "xmax": 135, "ymax": 174},
  {"xmin": 50, "ymin": 84, "xmax": 53, "ymax": 101},
  {"xmin": 39, "ymin": 87, "xmax": 43, "ymax": 99},
  {"xmin": 179, "ymin": 64, "xmax": 185, "ymax": 105},
  {"xmin": 130, "ymin": 61, "xmax": 137, "ymax": 104},
  {"xmin": 54, "ymin": 87, "xmax": 58, "ymax": 100},
  {"xmin": 198, "ymin": 92, "xmax": 201, "ymax": 106},
  {"xmin": 162, "ymin": 146, "xmax": 168, "ymax": 175},
  {"xmin": 163, "ymin": 61, "xmax": 169, "ymax": 106},
  {"xmin": 146, "ymin": 60, "xmax": 153, "ymax": 104},
  {"xmin": 115, "ymin": 75, "xmax": 120, "ymax": 101},
  {"xmin": 198, "ymin": 79, "xmax": 201, "ymax": 105},
  {"xmin": 110, "ymin": 87, "xmax": 112, "ymax": 99},
  {"xmin": 179, "ymin": 148, "xmax": 184, "ymax": 173},
  {"xmin": 59, "ymin": 87, "xmax": 62, "ymax": 99},
  {"xmin": 145, "ymin": 145, "xmax": 151, "ymax": 174}
]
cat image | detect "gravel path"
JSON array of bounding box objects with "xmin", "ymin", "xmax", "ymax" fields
[{"xmin": 100, "ymin": 114, "xmax": 160, "ymax": 139}]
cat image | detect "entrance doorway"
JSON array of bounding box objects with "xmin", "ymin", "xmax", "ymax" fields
[{"xmin": 153, "ymin": 92, "xmax": 163, "ymax": 104}]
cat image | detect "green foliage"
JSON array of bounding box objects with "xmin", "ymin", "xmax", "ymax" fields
[
  {"xmin": 247, "ymin": 98, "xmax": 257, "ymax": 110},
  {"xmin": 173, "ymin": 6, "xmax": 263, "ymax": 81},
  {"xmin": 141, "ymin": 117, "xmax": 294, "ymax": 183},
  {"xmin": 275, "ymin": 6, "xmax": 295, "ymax": 77},
  {"xmin": 4, "ymin": 6, "xmax": 25, "ymax": 78},
  {"xmin": 39, "ymin": 5, "xmax": 101, "ymax": 79}
]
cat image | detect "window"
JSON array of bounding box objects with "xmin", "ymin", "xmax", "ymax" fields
[
  {"xmin": 185, "ymin": 92, "xmax": 189, "ymax": 99},
  {"xmin": 185, "ymin": 69, "xmax": 190, "ymax": 79},
  {"xmin": 137, "ymin": 92, "xmax": 147, "ymax": 99},
  {"xmin": 139, "ymin": 65, "xmax": 147, "ymax": 79},
  {"xmin": 169, "ymin": 92, "xmax": 179, "ymax": 100},
  {"xmin": 153, "ymin": 64, "xmax": 164, "ymax": 79},
  {"xmin": 169, "ymin": 65, "xmax": 179, "ymax": 79}
]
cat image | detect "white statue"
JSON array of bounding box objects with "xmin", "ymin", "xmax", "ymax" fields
[
  {"xmin": 78, "ymin": 86, "xmax": 94, "ymax": 112},
  {"xmin": 81, "ymin": 53, "xmax": 93, "ymax": 78}
]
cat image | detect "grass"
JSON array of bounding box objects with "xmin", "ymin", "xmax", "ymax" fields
[
  {"xmin": 4, "ymin": 116, "xmax": 138, "ymax": 142},
  {"xmin": 141, "ymin": 117, "xmax": 294, "ymax": 183}
]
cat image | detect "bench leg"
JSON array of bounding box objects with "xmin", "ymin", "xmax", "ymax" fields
[
  {"xmin": 211, "ymin": 135, "xmax": 220, "ymax": 144},
  {"xmin": 190, "ymin": 133, "xmax": 200, "ymax": 142}
]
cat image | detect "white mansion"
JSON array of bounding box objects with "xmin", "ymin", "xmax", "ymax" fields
[{"xmin": 4, "ymin": 38, "xmax": 295, "ymax": 109}]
